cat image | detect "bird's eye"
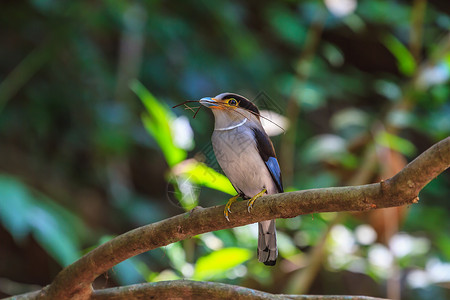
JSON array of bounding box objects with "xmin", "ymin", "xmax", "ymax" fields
[{"xmin": 228, "ymin": 98, "xmax": 237, "ymax": 106}]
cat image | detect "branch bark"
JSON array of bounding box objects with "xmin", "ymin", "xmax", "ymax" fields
[
  {"xmin": 90, "ymin": 280, "xmax": 387, "ymax": 300},
  {"xmin": 9, "ymin": 137, "xmax": 450, "ymax": 300}
]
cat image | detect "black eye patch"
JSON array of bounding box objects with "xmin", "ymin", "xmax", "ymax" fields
[{"xmin": 219, "ymin": 93, "xmax": 260, "ymax": 115}]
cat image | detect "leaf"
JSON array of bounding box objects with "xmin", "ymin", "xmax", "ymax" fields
[
  {"xmin": 303, "ymin": 134, "xmax": 347, "ymax": 163},
  {"xmin": 277, "ymin": 231, "xmax": 299, "ymax": 257},
  {"xmin": 193, "ymin": 247, "xmax": 252, "ymax": 280},
  {"xmin": 173, "ymin": 160, "xmax": 235, "ymax": 196},
  {"xmin": 259, "ymin": 110, "xmax": 289, "ymax": 137},
  {"xmin": 295, "ymin": 83, "xmax": 326, "ymax": 111},
  {"xmin": 150, "ymin": 270, "xmax": 181, "ymax": 282},
  {"xmin": 437, "ymin": 233, "xmax": 450, "ymax": 261},
  {"xmin": 0, "ymin": 176, "xmax": 33, "ymax": 241},
  {"xmin": 382, "ymin": 34, "xmax": 416, "ymax": 76},
  {"xmin": 0, "ymin": 175, "xmax": 86, "ymax": 266},
  {"xmin": 171, "ymin": 176, "xmax": 200, "ymax": 211},
  {"xmin": 267, "ymin": 5, "xmax": 306, "ymax": 47},
  {"xmin": 113, "ymin": 257, "xmax": 148, "ymax": 285},
  {"xmin": 375, "ymin": 131, "xmax": 417, "ymax": 156},
  {"xmin": 28, "ymin": 207, "xmax": 80, "ymax": 266},
  {"xmin": 165, "ymin": 242, "xmax": 186, "ymax": 272},
  {"xmin": 131, "ymin": 80, "xmax": 186, "ymax": 167}
]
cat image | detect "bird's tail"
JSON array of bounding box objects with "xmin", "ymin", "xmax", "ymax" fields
[{"xmin": 257, "ymin": 220, "xmax": 278, "ymax": 266}]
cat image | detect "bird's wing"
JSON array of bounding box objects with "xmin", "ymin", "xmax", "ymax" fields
[{"xmin": 252, "ymin": 128, "xmax": 284, "ymax": 193}]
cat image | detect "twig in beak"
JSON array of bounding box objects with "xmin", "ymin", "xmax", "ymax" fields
[
  {"xmin": 193, "ymin": 106, "xmax": 202, "ymax": 118},
  {"xmin": 172, "ymin": 100, "xmax": 200, "ymax": 109},
  {"xmin": 173, "ymin": 100, "xmax": 203, "ymax": 119}
]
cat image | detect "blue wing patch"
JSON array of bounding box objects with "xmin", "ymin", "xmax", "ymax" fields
[
  {"xmin": 265, "ymin": 157, "xmax": 284, "ymax": 193},
  {"xmin": 252, "ymin": 127, "xmax": 284, "ymax": 193}
]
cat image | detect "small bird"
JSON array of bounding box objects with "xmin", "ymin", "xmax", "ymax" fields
[{"xmin": 199, "ymin": 92, "xmax": 283, "ymax": 266}]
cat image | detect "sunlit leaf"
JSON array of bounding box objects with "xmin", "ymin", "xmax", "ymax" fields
[
  {"xmin": 199, "ymin": 232, "xmax": 224, "ymax": 251},
  {"xmin": 131, "ymin": 80, "xmax": 186, "ymax": 167},
  {"xmin": 151, "ymin": 269, "xmax": 181, "ymax": 282},
  {"xmin": 173, "ymin": 160, "xmax": 235, "ymax": 195},
  {"xmin": 259, "ymin": 110, "xmax": 289, "ymax": 137},
  {"xmin": 193, "ymin": 247, "xmax": 252, "ymax": 280},
  {"xmin": 325, "ymin": 0, "xmax": 356, "ymax": 18},
  {"xmin": 382, "ymin": 34, "xmax": 416, "ymax": 76},
  {"xmin": 416, "ymin": 61, "xmax": 450, "ymax": 89},
  {"xmin": 277, "ymin": 231, "xmax": 299, "ymax": 257},
  {"xmin": 170, "ymin": 175, "xmax": 200, "ymax": 211},
  {"xmin": 374, "ymin": 80, "xmax": 402, "ymax": 101},
  {"xmin": 386, "ymin": 109, "xmax": 414, "ymax": 128},
  {"xmin": 233, "ymin": 223, "xmax": 258, "ymax": 248},
  {"xmin": 295, "ymin": 83, "xmax": 326, "ymax": 111},
  {"xmin": 375, "ymin": 131, "xmax": 417, "ymax": 156},
  {"xmin": 165, "ymin": 242, "xmax": 186, "ymax": 272},
  {"xmin": 322, "ymin": 43, "xmax": 345, "ymax": 67},
  {"xmin": 303, "ymin": 134, "xmax": 347, "ymax": 163},
  {"xmin": 330, "ymin": 108, "xmax": 370, "ymax": 134}
]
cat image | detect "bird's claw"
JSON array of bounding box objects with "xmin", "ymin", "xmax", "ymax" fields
[
  {"xmin": 224, "ymin": 206, "xmax": 232, "ymax": 222},
  {"xmin": 223, "ymin": 194, "xmax": 240, "ymax": 222},
  {"xmin": 247, "ymin": 188, "xmax": 266, "ymax": 213}
]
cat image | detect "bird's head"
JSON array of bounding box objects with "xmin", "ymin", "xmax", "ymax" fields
[{"xmin": 199, "ymin": 93, "xmax": 261, "ymax": 130}]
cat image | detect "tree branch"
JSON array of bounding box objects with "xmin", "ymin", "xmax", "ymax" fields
[
  {"xmin": 13, "ymin": 137, "xmax": 450, "ymax": 300},
  {"xmin": 90, "ymin": 280, "xmax": 387, "ymax": 300}
]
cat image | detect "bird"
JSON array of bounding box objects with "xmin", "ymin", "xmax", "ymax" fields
[{"xmin": 199, "ymin": 92, "xmax": 283, "ymax": 266}]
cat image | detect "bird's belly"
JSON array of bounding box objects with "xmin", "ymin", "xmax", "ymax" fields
[{"xmin": 212, "ymin": 129, "xmax": 276, "ymax": 197}]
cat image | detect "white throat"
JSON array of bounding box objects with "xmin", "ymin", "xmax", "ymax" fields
[{"xmin": 215, "ymin": 118, "xmax": 247, "ymax": 131}]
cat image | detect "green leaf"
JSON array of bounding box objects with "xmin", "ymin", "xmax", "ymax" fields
[
  {"xmin": 193, "ymin": 247, "xmax": 252, "ymax": 280},
  {"xmin": 375, "ymin": 131, "xmax": 417, "ymax": 156},
  {"xmin": 277, "ymin": 231, "xmax": 299, "ymax": 257},
  {"xmin": 165, "ymin": 242, "xmax": 186, "ymax": 272},
  {"xmin": 0, "ymin": 176, "xmax": 33, "ymax": 241},
  {"xmin": 131, "ymin": 80, "xmax": 186, "ymax": 167},
  {"xmin": 0, "ymin": 175, "xmax": 85, "ymax": 266},
  {"xmin": 382, "ymin": 34, "xmax": 416, "ymax": 76},
  {"xmin": 170, "ymin": 176, "xmax": 200, "ymax": 211},
  {"xmin": 174, "ymin": 161, "xmax": 235, "ymax": 196},
  {"xmin": 267, "ymin": 5, "xmax": 306, "ymax": 47},
  {"xmin": 113, "ymin": 257, "xmax": 148, "ymax": 285},
  {"xmin": 437, "ymin": 233, "xmax": 450, "ymax": 261},
  {"xmin": 28, "ymin": 207, "xmax": 80, "ymax": 266},
  {"xmin": 150, "ymin": 270, "xmax": 181, "ymax": 282},
  {"xmin": 303, "ymin": 134, "xmax": 347, "ymax": 163}
]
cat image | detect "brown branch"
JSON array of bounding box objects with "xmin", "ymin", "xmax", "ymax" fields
[
  {"xmin": 10, "ymin": 137, "xmax": 449, "ymax": 300},
  {"xmin": 90, "ymin": 280, "xmax": 387, "ymax": 300}
]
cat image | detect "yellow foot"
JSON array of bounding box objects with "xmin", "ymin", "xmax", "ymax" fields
[
  {"xmin": 247, "ymin": 188, "xmax": 267, "ymax": 213},
  {"xmin": 224, "ymin": 194, "xmax": 240, "ymax": 222}
]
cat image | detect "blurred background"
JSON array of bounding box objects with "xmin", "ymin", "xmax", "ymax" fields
[{"xmin": 0, "ymin": 0, "xmax": 449, "ymax": 299}]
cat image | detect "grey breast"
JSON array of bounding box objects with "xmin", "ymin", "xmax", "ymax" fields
[{"xmin": 211, "ymin": 125, "xmax": 276, "ymax": 197}]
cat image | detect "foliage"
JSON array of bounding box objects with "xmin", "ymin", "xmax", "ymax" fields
[
  {"xmin": 0, "ymin": 175, "xmax": 87, "ymax": 266},
  {"xmin": 0, "ymin": 0, "xmax": 449, "ymax": 299}
]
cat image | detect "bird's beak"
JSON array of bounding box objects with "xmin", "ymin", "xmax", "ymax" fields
[{"xmin": 199, "ymin": 97, "xmax": 219, "ymax": 108}]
